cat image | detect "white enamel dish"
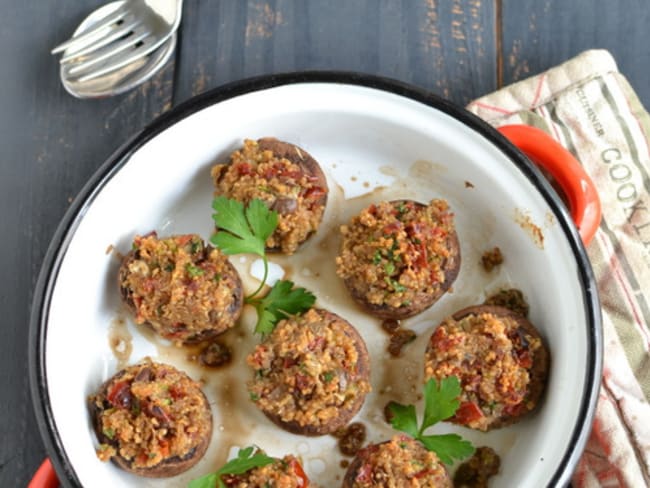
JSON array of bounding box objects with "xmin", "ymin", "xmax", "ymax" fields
[{"xmin": 29, "ymin": 73, "xmax": 602, "ymax": 487}]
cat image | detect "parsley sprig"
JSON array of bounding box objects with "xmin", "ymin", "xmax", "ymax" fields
[
  {"xmin": 188, "ymin": 446, "xmax": 274, "ymax": 488},
  {"xmin": 251, "ymin": 279, "xmax": 316, "ymax": 335},
  {"xmin": 211, "ymin": 197, "xmax": 315, "ymax": 334},
  {"xmin": 388, "ymin": 376, "xmax": 475, "ymax": 465}
]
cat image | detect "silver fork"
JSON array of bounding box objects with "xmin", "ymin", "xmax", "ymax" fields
[{"xmin": 51, "ymin": 0, "xmax": 183, "ymax": 82}]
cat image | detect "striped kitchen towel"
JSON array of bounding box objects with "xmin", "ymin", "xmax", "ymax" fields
[{"xmin": 467, "ymin": 49, "xmax": 650, "ymax": 488}]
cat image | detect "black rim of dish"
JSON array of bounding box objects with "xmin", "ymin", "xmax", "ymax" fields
[{"xmin": 28, "ymin": 71, "xmax": 602, "ymax": 488}]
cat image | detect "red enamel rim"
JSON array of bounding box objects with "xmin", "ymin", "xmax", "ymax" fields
[
  {"xmin": 498, "ymin": 124, "xmax": 602, "ymax": 245},
  {"xmin": 29, "ymin": 459, "xmax": 59, "ymax": 488}
]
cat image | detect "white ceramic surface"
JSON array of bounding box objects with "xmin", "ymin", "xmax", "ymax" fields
[{"xmin": 37, "ymin": 81, "xmax": 598, "ymax": 487}]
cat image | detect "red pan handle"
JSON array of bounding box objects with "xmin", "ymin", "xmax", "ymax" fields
[
  {"xmin": 498, "ymin": 124, "xmax": 601, "ymax": 245},
  {"xmin": 28, "ymin": 459, "xmax": 59, "ymax": 488}
]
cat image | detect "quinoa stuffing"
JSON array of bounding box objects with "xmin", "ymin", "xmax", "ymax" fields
[
  {"xmin": 424, "ymin": 309, "xmax": 547, "ymax": 431},
  {"xmin": 119, "ymin": 233, "xmax": 242, "ymax": 344},
  {"xmin": 91, "ymin": 361, "xmax": 212, "ymax": 473},
  {"xmin": 246, "ymin": 308, "xmax": 371, "ymax": 435},
  {"xmin": 211, "ymin": 139, "xmax": 327, "ymax": 254},
  {"xmin": 344, "ymin": 435, "xmax": 451, "ymax": 487},
  {"xmin": 221, "ymin": 454, "xmax": 309, "ymax": 487},
  {"xmin": 336, "ymin": 199, "xmax": 459, "ymax": 317}
]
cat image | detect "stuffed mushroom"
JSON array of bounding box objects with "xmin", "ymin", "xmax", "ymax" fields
[
  {"xmin": 119, "ymin": 232, "xmax": 243, "ymax": 344},
  {"xmin": 246, "ymin": 308, "xmax": 371, "ymax": 436},
  {"xmin": 211, "ymin": 138, "xmax": 328, "ymax": 254},
  {"xmin": 336, "ymin": 199, "xmax": 460, "ymax": 319},
  {"xmin": 424, "ymin": 305, "xmax": 549, "ymax": 431},
  {"xmin": 219, "ymin": 453, "xmax": 310, "ymax": 487},
  {"xmin": 342, "ymin": 435, "xmax": 451, "ymax": 487},
  {"xmin": 90, "ymin": 360, "xmax": 212, "ymax": 477}
]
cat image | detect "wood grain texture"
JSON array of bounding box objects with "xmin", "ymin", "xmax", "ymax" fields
[
  {"xmin": 172, "ymin": 0, "xmax": 497, "ymax": 106},
  {"xmin": 0, "ymin": 2, "xmax": 174, "ymax": 486},
  {"xmin": 500, "ymin": 0, "xmax": 650, "ymax": 108}
]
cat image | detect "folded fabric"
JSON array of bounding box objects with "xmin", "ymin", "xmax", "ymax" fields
[{"xmin": 467, "ymin": 49, "xmax": 650, "ymax": 488}]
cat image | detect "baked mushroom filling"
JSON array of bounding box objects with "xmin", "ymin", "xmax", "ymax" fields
[
  {"xmin": 350, "ymin": 435, "xmax": 450, "ymax": 487},
  {"xmin": 92, "ymin": 363, "xmax": 211, "ymax": 469},
  {"xmin": 221, "ymin": 455, "xmax": 308, "ymax": 487},
  {"xmin": 336, "ymin": 199, "xmax": 456, "ymax": 309},
  {"xmin": 246, "ymin": 309, "xmax": 371, "ymax": 429},
  {"xmin": 424, "ymin": 313, "xmax": 542, "ymax": 431},
  {"xmin": 211, "ymin": 139, "xmax": 326, "ymax": 254},
  {"xmin": 120, "ymin": 233, "xmax": 240, "ymax": 342}
]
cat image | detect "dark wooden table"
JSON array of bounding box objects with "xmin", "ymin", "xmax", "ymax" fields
[{"xmin": 2, "ymin": 1, "xmax": 649, "ymax": 485}]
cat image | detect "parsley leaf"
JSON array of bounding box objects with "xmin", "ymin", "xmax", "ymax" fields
[
  {"xmin": 210, "ymin": 197, "xmax": 316, "ymax": 335},
  {"xmin": 388, "ymin": 377, "xmax": 475, "ymax": 465},
  {"xmin": 419, "ymin": 434, "xmax": 475, "ymax": 466},
  {"xmin": 245, "ymin": 198, "xmax": 278, "ymax": 244},
  {"xmin": 421, "ymin": 375, "xmax": 461, "ymax": 433},
  {"xmin": 252, "ymin": 280, "xmax": 316, "ymax": 335},
  {"xmin": 211, "ymin": 197, "xmax": 277, "ymax": 257},
  {"xmin": 188, "ymin": 446, "xmax": 275, "ymax": 488},
  {"xmin": 255, "ymin": 308, "xmax": 277, "ymax": 336}
]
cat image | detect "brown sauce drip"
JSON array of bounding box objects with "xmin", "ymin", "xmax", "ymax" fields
[
  {"xmin": 484, "ymin": 288, "xmax": 529, "ymax": 317},
  {"xmin": 381, "ymin": 318, "xmax": 401, "ymax": 334},
  {"xmin": 197, "ymin": 341, "xmax": 233, "ymax": 368},
  {"xmin": 383, "ymin": 401, "xmax": 397, "ymax": 424},
  {"xmin": 381, "ymin": 318, "xmax": 417, "ymax": 357},
  {"xmin": 453, "ymin": 446, "xmax": 501, "ymax": 488},
  {"xmin": 108, "ymin": 318, "xmax": 133, "ymax": 369},
  {"xmin": 333, "ymin": 422, "xmax": 366, "ymax": 456},
  {"xmin": 388, "ymin": 329, "xmax": 417, "ymax": 357},
  {"xmin": 480, "ymin": 246, "xmax": 503, "ymax": 272}
]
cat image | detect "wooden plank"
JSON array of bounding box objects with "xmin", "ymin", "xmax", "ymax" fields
[
  {"xmin": 500, "ymin": 0, "xmax": 650, "ymax": 108},
  {"xmin": 0, "ymin": 1, "xmax": 175, "ymax": 485},
  {"xmin": 173, "ymin": 0, "xmax": 497, "ymax": 107}
]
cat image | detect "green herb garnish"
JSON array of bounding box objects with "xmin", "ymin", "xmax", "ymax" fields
[
  {"xmin": 384, "ymin": 277, "xmax": 407, "ymax": 293},
  {"xmin": 211, "ymin": 197, "xmax": 315, "ymax": 334},
  {"xmin": 211, "ymin": 197, "xmax": 277, "ymax": 261},
  {"xmin": 248, "ymin": 280, "xmax": 316, "ymax": 335},
  {"xmin": 190, "ymin": 239, "xmax": 203, "ymax": 254},
  {"xmin": 188, "ymin": 446, "xmax": 275, "ymax": 488},
  {"xmin": 186, "ymin": 264, "xmax": 204, "ymax": 277},
  {"xmin": 388, "ymin": 377, "xmax": 475, "ymax": 465},
  {"xmin": 383, "ymin": 261, "xmax": 395, "ymax": 275}
]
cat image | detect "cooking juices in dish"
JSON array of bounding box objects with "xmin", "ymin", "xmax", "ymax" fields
[
  {"xmin": 342, "ymin": 435, "xmax": 451, "ymax": 487},
  {"xmin": 246, "ymin": 308, "xmax": 371, "ymax": 436},
  {"xmin": 90, "ymin": 360, "xmax": 212, "ymax": 477},
  {"xmin": 118, "ymin": 233, "xmax": 243, "ymax": 344},
  {"xmin": 211, "ymin": 138, "xmax": 329, "ymax": 254},
  {"xmin": 424, "ymin": 305, "xmax": 550, "ymax": 431},
  {"xmin": 336, "ymin": 199, "xmax": 460, "ymax": 319}
]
